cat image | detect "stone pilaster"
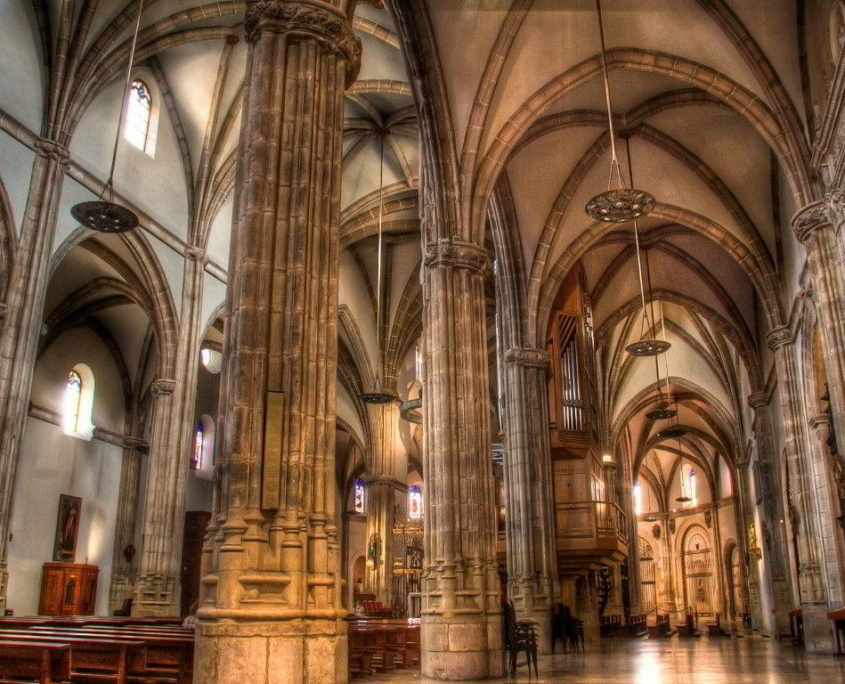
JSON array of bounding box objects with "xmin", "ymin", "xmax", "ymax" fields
[
  {"xmin": 421, "ymin": 239, "xmax": 504, "ymax": 680},
  {"xmin": 134, "ymin": 378, "xmax": 181, "ymax": 616},
  {"xmin": 501, "ymin": 346, "xmax": 556, "ymax": 652},
  {"xmin": 108, "ymin": 436, "xmax": 148, "ymax": 613},
  {"xmin": 193, "ymin": 3, "xmax": 359, "ymax": 682},
  {"xmin": 751, "ymin": 346, "xmax": 799, "ymax": 635},
  {"xmin": 0, "ymin": 138, "xmax": 69, "ymax": 613},
  {"xmin": 734, "ymin": 449, "xmax": 763, "ymax": 628}
]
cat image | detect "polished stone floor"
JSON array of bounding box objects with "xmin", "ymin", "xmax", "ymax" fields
[{"xmin": 376, "ymin": 637, "xmax": 845, "ymax": 683}]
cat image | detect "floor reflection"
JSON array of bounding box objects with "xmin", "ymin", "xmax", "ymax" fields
[{"xmin": 376, "ymin": 637, "xmax": 845, "ymax": 683}]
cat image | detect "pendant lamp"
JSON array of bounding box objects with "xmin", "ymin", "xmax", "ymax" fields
[
  {"xmin": 643, "ymin": 482, "xmax": 658, "ymax": 523},
  {"xmin": 585, "ymin": 0, "xmax": 655, "ymax": 224},
  {"xmin": 360, "ymin": 135, "xmax": 398, "ymax": 405},
  {"xmin": 71, "ymin": 0, "xmax": 144, "ymax": 233}
]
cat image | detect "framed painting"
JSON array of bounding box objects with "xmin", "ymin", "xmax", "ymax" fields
[{"xmin": 53, "ymin": 494, "xmax": 82, "ymax": 562}]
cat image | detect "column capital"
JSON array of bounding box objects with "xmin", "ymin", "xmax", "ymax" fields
[
  {"xmin": 244, "ymin": 0, "xmax": 361, "ymax": 82},
  {"xmin": 504, "ymin": 346, "xmax": 549, "ymax": 370},
  {"xmin": 766, "ymin": 325, "xmax": 794, "ymax": 352},
  {"xmin": 185, "ymin": 246, "xmax": 207, "ymax": 263},
  {"xmin": 34, "ymin": 138, "xmax": 70, "ymax": 166},
  {"xmin": 747, "ymin": 392, "xmax": 769, "ymax": 410},
  {"xmin": 792, "ymin": 199, "xmax": 833, "ymax": 244},
  {"xmin": 149, "ymin": 378, "xmax": 176, "ymax": 397},
  {"xmin": 808, "ymin": 413, "xmax": 831, "ymax": 443},
  {"xmin": 423, "ymin": 239, "xmax": 492, "ymax": 276}
]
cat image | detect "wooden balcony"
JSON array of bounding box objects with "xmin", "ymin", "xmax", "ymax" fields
[{"xmin": 555, "ymin": 500, "xmax": 628, "ymax": 575}]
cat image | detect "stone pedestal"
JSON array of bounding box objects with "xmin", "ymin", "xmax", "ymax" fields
[
  {"xmin": 193, "ymin": 3, "xmax": 359, "ymax": 683},
  {"xmin": 420, "ymin": 240, "xmax": 504, "ymax": 680}
]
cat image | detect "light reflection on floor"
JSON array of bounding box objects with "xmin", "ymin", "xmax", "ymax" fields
[{"xmin": 373, "ymin": 637, "xmax": 845, "ymax": 683}]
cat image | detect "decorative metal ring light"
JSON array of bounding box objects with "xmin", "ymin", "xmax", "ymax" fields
[
  {"xmin": 360, "ymin": 135, "xmax": 398, "ymax": 405},
  {"xmin": 71, "ymin": 0, "xmax": 144, "ymax": 233},
  {"xmin": 643, "ymin": 482, "xmax": 658, "ymax": 523},
  {"xmin": 673, "ymin": 406, "xmax": 692, "ymax": 504},
  {"xmin": 585, "ymin": 0, "xmax": 655, "ymax": 224},
  {"xmin": 645, "ymin": 272, "xmax": 678, "ymax": 421}
]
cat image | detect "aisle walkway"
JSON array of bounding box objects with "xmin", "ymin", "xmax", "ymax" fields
[{"xmin": 378, "ymin": 637, "xmax": 845, "ymax": 683}]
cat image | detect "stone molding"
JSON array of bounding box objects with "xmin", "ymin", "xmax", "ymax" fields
[
  {"xmin": 244, "ymin": 0, "xmax": 361, "ymax": 83},
  {"xmin": 792, "ymin": 200, "xmax": 832, "ymax": 245},
  {"xmin": 34, "ymin": 138, "xmax": 70, "ymax": 166},
  {"xmin": 766, "ymin": 325, "xmax": 794, "ymax": 352},
  {"xmin": 149, "ymin": 379, "xmax": 176, "ymax": 397},
  {"xmin": 423, "ymin": 239, "xmax": 492, "ymax": 276},
  {"xmin": 826, "ymin": 189, "xmax": 845, "ymax": 229},
  {"xmin": 747, "ymin": 391, "xmax": 769, "ymax": 411},
  {"xmin": 504, "ymin": 346, "xmax": 550, "ymax": 370},
  {"xmin": 184, "ymin": 246, "xmax": 207, "ymax": 264}
]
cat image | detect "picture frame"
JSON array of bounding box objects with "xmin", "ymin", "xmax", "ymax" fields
[{"xmin": 53, "ymin": 494, "xmax": 82, "ymax": 563}]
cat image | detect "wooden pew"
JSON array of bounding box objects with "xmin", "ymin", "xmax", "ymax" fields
[
  {"xmin": 0, "ymin": 630, "xmax": 145, "ymax": 684},
  {"xmin": 26, "ymin": 627, "xmax": 192, "ymax": 684},
  {"xmin": 0, "ymin": 640, "xmax": 71, "ymax": 684}
]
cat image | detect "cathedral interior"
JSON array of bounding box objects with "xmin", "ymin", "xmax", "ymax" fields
[{"xmin": 1, "ymin": 0, "xmax": 845, "ymax": 682}]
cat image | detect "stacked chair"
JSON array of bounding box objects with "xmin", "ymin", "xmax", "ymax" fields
[{"xmin": 503, "ymin": 602, "xmax": 539, "ymax": 676}]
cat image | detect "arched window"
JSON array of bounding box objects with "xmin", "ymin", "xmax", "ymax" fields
[
  {"xmin": 354, "ymin": 479, "xmax": 365, "ymax": 514},
  {"xmin": 633, "ymin": 482, "xmax": 642, "ymax": 515},
  {"xmin": 63, "ymin": 371, "xmax": 81, "ymax": 434},
  {"xmin": 408, "ymin": 485, "xmax": 422, "ymax": 520},
  {"xmin": 125, "ymin": 80, "xmax": 152, "ymax": 151},
  {"xmin": 63, "ymin": 364, "xmax": 95, "ymax": 439},
  {"xmin": 689, "ymin": 469, "xmax": 698, "ymax": 507},
  {"xmin": 192, "ymin": 421, "xmax": 204, "ymax": 470}
]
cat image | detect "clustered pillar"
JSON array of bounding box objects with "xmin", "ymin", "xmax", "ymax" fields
[
  {"xmin": 501, "ymin": 346, "xmax": 557, "ymax": 651},
  {"xmin": 193, "ymin": 2, "xmax": 359, "ymax": 683},
  {"xmin": 0, "ymin": 139, "xmax": 69, "ymax": 613},
  {"xmin": 421, "ymin": 239, "xmax": 503, "ymax": 680}
]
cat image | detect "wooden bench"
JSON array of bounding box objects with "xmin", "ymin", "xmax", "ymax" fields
[
  {"xmin": 0, "ymin": 640, "xmax": 71, "ymax": 684},
  {"xmin": 0, "ymin": 630, "xmax": 145, "ymax": 684}
]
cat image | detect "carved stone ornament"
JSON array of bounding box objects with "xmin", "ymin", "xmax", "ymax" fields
[
  {"xmin": 244, "ymin": 1, "xmax": 361, "ymax": 83},
  {"xmin": 765, "ymin": 325, "xmax": 794, "ymax": 352},
  {"xmin": 149, "ymin": 378, "xmax": 177, "ymax": 397},
  {"xmin": 825, "ymin": 189, "xmax": 845, "ymax": 228},
  {"xmin": 34, "ymin": 138, "xmax": 70, "ymax": 166},
  {"xmin": 791, "ymin": 199, "xmax": 831, "ymax": 244},
  {"xmin": 651, "ymin": 523, "xmax": 661, "ymax": 540},
  {"xmin": 747, "ymin": 391, "xmax": 768, "ymax": 411},
  {"xmin": 504, "ymin": 347, "xmax": 550, "ymax": 370},
  {"xmin": 585, "ymin": 187, "xmax": 656, "ymax": 223},
  {"xmin": 424, "ymin": 239, "xmax": 492, "ymax": 276}
]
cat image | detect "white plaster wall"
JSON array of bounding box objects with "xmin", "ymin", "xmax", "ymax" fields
[
  {"xmin": 0, "ymin": 0, "xmax": 44, "ymax": 132},
  {"xmin": 7, "ymin": 417, "xmax": 122, "ymax": 616}
]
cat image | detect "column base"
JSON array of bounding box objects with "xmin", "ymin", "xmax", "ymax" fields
[
  {"xmin": 195, "ymin": 619, "xmax": 348, "ymax": 684},
  {"xmin": 421, "ymin": 615, "xmax": 504, "ymax": 680},
  {"xmin": 0, "ymin": 560, "xmax": 7, "ymax": 616},
  {"xmin": 109, "ymin": 573, "xmax": 136, "ymax": 614},
  {"xmin": 801, "ymin": 603, "xmax": 836, "ymax": 653},
  {"xmin": 132, "ymin": 573, "xmax": 180, "ymax": 617}
]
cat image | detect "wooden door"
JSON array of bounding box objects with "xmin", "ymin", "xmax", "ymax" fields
[{"xmin": 180, "ymin": 511, "xmax": 211, "ymax": 617}]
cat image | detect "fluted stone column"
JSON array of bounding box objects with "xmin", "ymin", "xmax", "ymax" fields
[
  {"xmin": 109, "ymin": 436, "xmax": 147, "ymax": 612},
  {"xmin": 0, "ymin": 139, "xmax": 69, "ymax": 613},
  {"xmin": 752, "ymin": 345, "xmax": 801, "ymax": 635},
  {"xmin": 193, "ymin": 3, "xmax": 359, "ymax": 683},
  {"xmin": 421, "ymin": 240, "xmax": 503, "ymax": 680},
  {"xmin": 134, "ymin": 378, "xmax": 181, "ymax": 615},
  {"xmin": 734, "ymin": 451, "xmax": 763, "ymax": 628},
  {"xmin": 501, "ymin": 347, "xmax": 556, "ymax": 652}
]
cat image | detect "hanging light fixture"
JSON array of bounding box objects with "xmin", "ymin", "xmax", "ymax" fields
[
  {"xmin": 675, "ymin": 436, "xmax": 692, "ymax": 504},
  {"xmin": 643, "ymin": 480, "xmax": 658, "ymax": 523},
  {"xmin": 585, "ymin": 0, "xmax": 655, "ymax": 224},
  {"xmin": 646, "ymin": 299, "xmax": 677, "ymax": 420},
  {"xmin": 360, "ymin": 135, "xmax": 398, "ymax": 405},
  {"xmin": 70, "ymin": 0, "xmax": 144, "ymax": 233}
]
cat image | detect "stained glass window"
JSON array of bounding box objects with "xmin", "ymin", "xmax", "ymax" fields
[
  {"xmin": 192, "ymin": 421, "xmax": 204, "ymax": 470},
  {"xmin": 125, "ymin": 80, "xmax": 152, "ymax": 151},
  {"xmin": 63, "ymin": 371, "xmax": 82, "ymax": 434},
  {"xmin": 409, "ymin": 485, "xmax": 422, "ymax": 520},
  {"xmin": 354, "ymin": 479, "xmax": 365, "ymax": 514}
]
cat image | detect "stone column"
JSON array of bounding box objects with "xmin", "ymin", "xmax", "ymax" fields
[
  {"xmin": 501, "ymin": 347, "xmax": 556, "ymax": 652},
  {"xmin": 134, "ymin": 378, "xmax": 181, "ymax": 615},
  {"xmin": 734, "ymin": 452, "xmax": 763, "ymax": 628},
  {"xmin": 193, "ymin": 3, "xmax": 359, "ymax": 683},
  {"xmin": 421, "ymin": 240, "xmax": 503, "ymax": 680},
  {"xmin": 108, "ymin": 436, "xmax": 148, "ymax": 613},
  {"xmin": 0, "ymin": 138, "xmax": 69, "ymax": 613},
  {"xmin": 749, "ymin": 361, "xmax": 799, "ymax": 636}
]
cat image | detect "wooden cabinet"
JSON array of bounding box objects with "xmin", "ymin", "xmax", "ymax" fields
[{"xmin": 38, "ymin": 562, "xmax": 98, "ymax": 616}]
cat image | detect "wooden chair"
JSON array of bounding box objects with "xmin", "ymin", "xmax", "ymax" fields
[{"xmin": 503, "ymin": 603, "xmax": 538, "ymax": 676}]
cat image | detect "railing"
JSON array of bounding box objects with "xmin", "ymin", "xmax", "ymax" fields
[{"xmin": 555, "ymin": 500, "xmax": 628, "ymax": 545}]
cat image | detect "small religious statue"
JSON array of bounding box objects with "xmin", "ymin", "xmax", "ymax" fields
[
  {"xmin": 748, "ymin": 522, "xmax": 762, "ymax": 559},
  {"xmin": 367, "ymin": 533, "xmax": 382, "ymax": 568}
]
